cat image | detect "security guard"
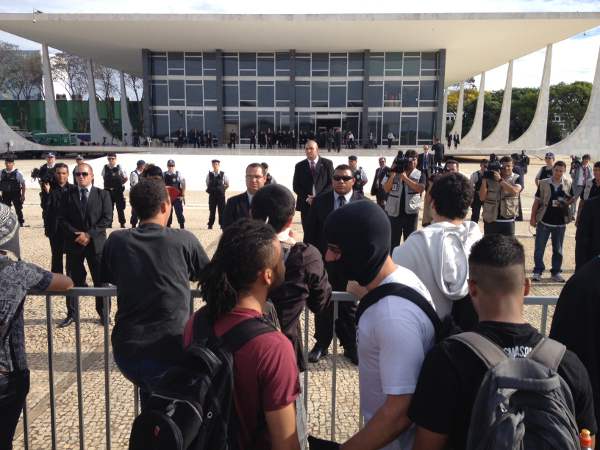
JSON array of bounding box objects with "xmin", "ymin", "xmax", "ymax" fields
[
  {"xmin": 38, "ymin": 152, "xmax": 58, "ymax": 216},
  {"xmin": 101, "ymin": 152, "xmax": 128, "ymax": 228},
  {"xmin": 348, "ymin": 155, "xmax": 368, "ymax": 193},
  {"xmin": 164, "ymin": 159, "xmax": 186, "ymax": 229},
  {"xmin": 0, "ymin": 155, "xmax": 26, "ymax": 226},
  {"xmin": 206, "ymin": 159, "xmax": 229, "ymax": 229}
]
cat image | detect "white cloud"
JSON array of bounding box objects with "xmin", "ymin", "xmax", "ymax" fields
[{"xmin": 0, "ymin": 0, "xmax": 598, "ymax": 90}]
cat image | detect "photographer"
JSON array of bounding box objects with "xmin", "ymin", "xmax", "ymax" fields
[
  {"xmin": 384, "ymin": 149, "xmax": 426, "ymax": 248},
  {"xmin": 479, "ymin": 156, "xmax": 522, "ymax": 236},
  {"xmin": 530, "ymin": 160, "xmax": 576, "ymax": 282}
]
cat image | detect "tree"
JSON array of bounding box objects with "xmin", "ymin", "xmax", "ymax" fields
[
  {"xmin": 124, "ymin": 73, "xmax": 144, "ymax": 133},
  {"xmin": 0, "ymin": 41, "xmax": 19, "ymax": 91},
  {"xmin": 94, "ymin": 64, "xmax": 117, "ymax": 100},
  {"xmin": 50, "ymin": 52, "xmax": 88, "ymax": 99}
]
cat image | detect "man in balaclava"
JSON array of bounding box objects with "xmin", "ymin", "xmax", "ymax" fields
[
  {"xmin": 0, "ymin": 204, "xmax": 73, "ymax": 448},
  {"xmin": 309, "ymin": 200, "xmax": 436, "ymax": 450}
]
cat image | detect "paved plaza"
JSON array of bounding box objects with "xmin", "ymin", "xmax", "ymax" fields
[{"xmin": 11, "ymin": 154, "xmax": 569, "ymax": 449}]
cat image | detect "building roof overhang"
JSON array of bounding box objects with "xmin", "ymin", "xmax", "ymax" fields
[{"xmin": 1, "ymin": 12, "xmax": 599, "ymax": 85}]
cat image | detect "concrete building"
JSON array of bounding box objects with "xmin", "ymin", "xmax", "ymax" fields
[{"xmin": 0, "ymin": 12, "xmax": 599, "ymax": 156}]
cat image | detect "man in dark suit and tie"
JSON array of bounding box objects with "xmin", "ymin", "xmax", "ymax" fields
[
  {"xmin": 304, "ymin": 164, "xmax": 365, "ymax": 364},
  {"xmin": 370, "ymin": 157, "xmax": 390, "ymax": 208},
  {"xmin": 417, "ymin": 144, "xmax": 436, "ymax": 179},
  {"xmin": 57, "ymin": 163, "xmax": 112, "ymax": 327},
  {"xmin": 221, "ymin": 162, "xmax": 266, "ymax": 229},
  {"xmin": 293, "ymin": 139, "xmax": 334, "ymax": 232}
]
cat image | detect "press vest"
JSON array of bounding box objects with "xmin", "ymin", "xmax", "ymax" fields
[
  {"xmin": 385, "ymin": 169, "xmax": 423, "ymax": 217},
  {"xmin": 535, "ymin": 177, "xmax": 574, "ymax": 225},
  {"xmin": 482, "ymin": 175, "xmax": 520, "ymax": 223}
]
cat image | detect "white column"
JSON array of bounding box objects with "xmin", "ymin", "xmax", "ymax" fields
[
  {"xmin": 119, "ymin": 71, "xmax": 133, "ymax": 145},
  {"xmin": 549, "ymin": 45, "xmax": 600, "ymax": 160},
  {"xmin": 461, "ymin": 72, "xmax": 485, "ymax": 146},
  {"xmin": 441, "ymin": 88, "xmax": 448, "ymax": 141},
  {"xmin": 86, "ymin": 59, "xmax": 119, "ymax": 145},
  {"xmin": 509, "ymin": 44, "xmax": 552, "ymax": 149},
  {"xmin": 42, "ymin": 43, "xmax": 70, "ymax": 134},
  {"xmin": 481, "ymin": 61, "xmax": 513, "ymax": 149}
]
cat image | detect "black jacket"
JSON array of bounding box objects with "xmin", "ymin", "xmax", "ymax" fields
[
  {"xmin": 58, "ymin": 185, "xmax": 113, "ymax": 255},
  {"xmin": 222, "ymin": 192, "xmax": 250, "ymax": 229},
  {"xmin": 304, "ymin": 190, "xmax": 365, "ymax": 255},
  {"xmin": 43, "ymin": 183, "xmax": 72, "ymax": 236},
  {"xmin": 417, "ymin": 152, "xmax": 436, "ymax": 179},
  {"xmin": 550, "ymin": 256, "xmax": 600, "ymax": 428},
  {"xmin": 370, "ymin": 166, "xmax": 390, "ymax": 196},
  {"xmin": 576, "ymin": 196, "xmax": 600, "ymax": 270},
  {"xmin": 292, "ymin": 157, "xmax": 334, "ymax": 213}
]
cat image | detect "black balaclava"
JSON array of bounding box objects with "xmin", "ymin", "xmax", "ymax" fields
[{"xmin": 324, "ymin": 200, "xmax": 390, "ymax": 286}]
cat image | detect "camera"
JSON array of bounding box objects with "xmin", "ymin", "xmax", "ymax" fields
[
  {"xmin": 391, "ymin": 156, "xmax": 410, "ymax": 173},
  {"xmin": 570, "ymin": 155, "xmax": 582, "ymax": 177},
  {"xmin": 483, "ymin": 160, "xmax": 502, "ymax": 180},
  {"xmin": 31, "ymin": 168, "xmax": 55, "ymax": 187}
]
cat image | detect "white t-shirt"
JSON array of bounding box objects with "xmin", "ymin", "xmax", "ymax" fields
[{"xmin": 358, "ymin": 266, "xmax": 436, "ymax": 450}]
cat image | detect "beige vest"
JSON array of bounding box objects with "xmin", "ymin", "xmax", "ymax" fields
[
  {"xmin": 535, "ymin": 177, "xmax": 574, "ymax": 224},
  {"xmin": 482, "ymin": 175, "xmax": 520, "ymax": 223}
]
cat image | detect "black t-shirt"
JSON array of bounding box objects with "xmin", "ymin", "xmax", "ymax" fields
[
  {"xmin": 408, "ymin": 322, "xmax": 597, "ymax": 450},
  {"xmin": 535, "ymin": 182, "xmax": 572, "ymax": 226},
  {"xmin": 101, "ymin": 224, "xmax": 209, "ymax": 362},
  {"xmin": 589, "ymin": 181, "xmax": 600, "ymax": 200},
  {"xmin": 538, "ymin": 165, "xmax": 553, "ymax": 181}
]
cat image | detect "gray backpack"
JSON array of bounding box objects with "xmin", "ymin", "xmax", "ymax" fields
[{"xmin": 450, "ymin": 332, "xmax": 580, "ymax": 450}]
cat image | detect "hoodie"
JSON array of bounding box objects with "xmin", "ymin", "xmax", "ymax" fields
[{"xmin": 391, "ymin": 221, "xmax": 482, "ymax": 318}]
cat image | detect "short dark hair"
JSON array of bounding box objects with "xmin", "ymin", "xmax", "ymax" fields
[
  {"xmin": 405, "ymin": 149, "xmax": 417, "ymax": 159},
  {"xmin": 554, "ymin": 161, "xmax": 567, "ymax": 169},
  {"xmin": 246, "ymin": 162, "xmax": 265, "ymax": 175},
  {"xmin": 334, "ymin": 164, "xmax": 352, "ymax": 173},
  {"xmin": 251, "ymin": 184, "xmax": 295, "ymax": 232},
  {"xmin": 480, "ymin": 159, "xmax": 489, "ymax": 166},
  {"xmin": 583, "ymin": 154, "xmax": 591, "ymax": 161},
  {"xmin": 130, "ymin": 178, "xmax": 168, "ymax": 220},
  {"xmin": 348, "ymin": 155, "xmax": 357, "ymax": 161},
  {"xmin": 499, "ymin": 156, "xmax": 512, "ymax": 165},
  {"xmin": 594, "ymin": 161, "xmax": 600, "ymax": 169},
  {"xmin": 141, "ymin": 164, "xmax": 163, "ymax": 179},
  {"xmin": 54, "ymin": 162, "xmax": 68, "ymax": 172},
  {"xmin": 107, "ymin": 152, "xmax": 117, "ymax": 157},
  {"xmin": 444, "ymin": 159, "xmax": 459, "ymax": 168},
  {"xmin": 199, "ymin": 219, "xmax": 278, "ymax": 322},
  {"xmin": 261, "ymin": 162, "xmax": 269, "ymax": 170},
  {"xmin": 469, "ymin": 235, "xmax": 525, "ymax": 295},
  {"xmin": 430, "ymin": 173, "xmax": 473, "ymax": 220}
]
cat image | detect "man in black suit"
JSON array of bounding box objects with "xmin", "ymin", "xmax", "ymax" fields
[
  {"xmin": 57, "ymin": 163, "xmax": 113, "ymax": 327},
  {"xmin": 292, "ymin": 139, "xmax": 334, "ymax": 232},
  {"xmin": 575, "ymin": 195, "xmax": 600, "ymax": 271},
  {"xmin": 417, "ymin": 144, "xmax": 436, "ymax": 179},
  {"xmin": 221, "ymin": 162, "xmax": 266, "ymax": 229},
  {"xmin": 371, "ymin": 157, "xmax": 390, "ymax": 208},
  {"xmin": 304, "ymin": 164, "xmax": 365, "ymax": 364},
  {"xmin": 432, "ymin": 136, "xmax": 445, "ymax": 166}
]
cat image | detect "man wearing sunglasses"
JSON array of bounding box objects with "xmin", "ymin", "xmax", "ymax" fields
[
  {"xmin": 57, "ymin": 163, "xmax": 112, "ymax": 327},
  {"xmin": 304, "ymin": 164, "xmax": 365, "ymax": 364}
]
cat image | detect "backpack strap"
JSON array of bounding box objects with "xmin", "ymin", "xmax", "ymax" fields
[
  {"xmin": 527, "ymin": 337, "xmax": 566, "ymax": 372},
  {"xmin": 356, "ymin": 282, "xmax": 441, "ymax": 340},
  {"xmin": 219, "ymin": 316, "xmax": 276, "ymax": 353},
  {"xmin": 449, "ymin": 332, "xmax": 508, "ymax": 369}
]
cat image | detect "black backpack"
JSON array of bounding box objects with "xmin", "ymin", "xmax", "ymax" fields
[
  {"xmin": 355, "ymin": 282, "xmax": 459, "ymax": 343},
  {"xmin": 450, "ymin": 332, "xmax": 580, "ymax": 450},
  {"xmin": 129, "ymin": 308, "xmax": 277, "ymax": 450}
]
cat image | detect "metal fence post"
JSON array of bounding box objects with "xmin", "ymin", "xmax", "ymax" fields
[
  {"xmin": 74, "ymin": 297, "xmax": 86, "ymax": 450},
  {"xmin": 103, "ymin": 296, "xmax": 112, "ymax": 450},
  {"xmin": 22, "ymin": 399, "xmax": 29, "ymax": 450},
  {"xmin": 45, "ymin": 295, "xmax": 57, "ymax": 450},
  {"xmin": 331, "ymin": 299, "xmax": 339, "ymax": 441}
]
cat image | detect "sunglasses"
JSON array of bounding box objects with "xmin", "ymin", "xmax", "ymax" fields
[
  {"xmin": 75, "ymin": 172, "xmax": 89, "ymax": 177},
  {"xmin": 333, "ymin": 175, "xmax": 353, "ymax": 182}
]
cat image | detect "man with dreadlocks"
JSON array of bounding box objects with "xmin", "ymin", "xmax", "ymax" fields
[{"xmin": 184, "ymin": 219, "xmax": 301, "ymax": 450}]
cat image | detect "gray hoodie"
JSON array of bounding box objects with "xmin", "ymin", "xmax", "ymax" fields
[{"xmin": 391, "ymin": 221, "xmax": 482, "ymax": 318}]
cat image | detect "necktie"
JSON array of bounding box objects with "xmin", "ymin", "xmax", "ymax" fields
[
  {"xmin": 310, "ymin": 161, "xmax": 316, "ymax": 178},
  {"xmin": 80, "ymin": 188, "xmax": 88, "ymax": 211},
  {"xmin": 338, "ymin": 195, "xmax": 346, "ymax": 208},
  {"xmin": 584, "ymin": 166, "xmax": 590, "ymax": 182},
  {"xmin": 423, "ymin": 155, "xmax": 428, "ymax": 170}
]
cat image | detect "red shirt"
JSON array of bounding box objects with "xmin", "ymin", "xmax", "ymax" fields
[{"xmin": 183, "ymin": 307, "xmax": 299, "ymax": 449}]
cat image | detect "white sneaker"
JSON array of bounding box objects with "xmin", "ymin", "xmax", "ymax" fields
[
  {"xmin": 551, "ymin": 274, "xmax": 565, "ymax": 283},
  {"xmin": 531, "ymin": 273, "xmax": 542, "ymax": 282}
]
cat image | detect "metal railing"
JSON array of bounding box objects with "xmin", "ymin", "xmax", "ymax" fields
[{"xmin": 17, "ymin": 288, "xmax": 557, "ymax": 449}]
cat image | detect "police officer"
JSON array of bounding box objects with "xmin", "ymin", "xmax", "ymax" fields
[
  {"xmin": 129, "ymin": 159, "xmax": 145, "ymax": 228},
  {"xmin": 101, "ymin": 152, "xmax": 128, "ymax": 228},
  {"xmin": 164, "ymin": 159, "xmax": 186, "ymax": 229},
  {"xmin": 206, "ymin": 159, "xmax": 228, "ymax": 229},
  {"xmin": 37, "ymin": 152, "xmax": 58, "ymax": 214},
  {"xmin": 348, "ymin": 155, "xmax": 368, "ymax": 193},
  {"xmin": 43, "ymin": 162, "xmax": 71, "ymax": 273},
  {"xmin": 0, "ymin": 155, "xmax": 26, "ymax": 226},
  {"xmin": 72, "ymin": 154, "xmax": 84, "ymax": 184}
]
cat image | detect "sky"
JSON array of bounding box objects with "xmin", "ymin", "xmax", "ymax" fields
[{"xmin": 0, "ymin": 0, "xmax": 599, "ymax": 92}]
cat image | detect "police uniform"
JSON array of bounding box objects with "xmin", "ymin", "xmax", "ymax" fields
[
  {"xmin": 352, "ymin": 167, "xmax": 368, "ymax": 193},
  {"xmin": 206, "ymin": 170, "xmax": 228, "ymax": 229},
  {"xmin": 0, "ymin": 168, "xmax": 25, "ymax": 225},
  {"xmin": 164, "ymin": 170, "xmax": 185, "ymax": 228},
  {"xmin": 102, "ymin": 164, "xmax": 127, "ymax": 227}
]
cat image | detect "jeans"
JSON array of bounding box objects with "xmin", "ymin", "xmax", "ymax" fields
[
  {"xmin": 0, "ymin": 370, "xmax": 30, "ymax": 450},
  {"xmin": 483, "ymin": 221, "xmax": 515, "ymax": 236},
  {"xmin": 113, "ymin": 355, "xmax": 172, "ymax": 410},
  {"xmin": 533, "ymin": 222, "xmax": 566, "ymax": 275}
]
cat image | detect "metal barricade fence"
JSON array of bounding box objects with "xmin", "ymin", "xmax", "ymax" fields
[{"xmin": 19, "ymin": 289, "xmax": 557, "ymax": 449}]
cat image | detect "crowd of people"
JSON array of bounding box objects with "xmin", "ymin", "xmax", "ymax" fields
[{"xmin": 0, "ymin": 139, "xmax": 599, "ymax": 450}]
